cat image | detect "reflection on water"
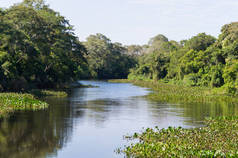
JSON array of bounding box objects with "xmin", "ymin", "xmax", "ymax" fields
[
  {"xmin": 0, "ymin": 80, "xmax": 238, "ymax": 158},
  {"xmin": 0, "ymin": 98, "xmax": 73, "ymax": 158}
]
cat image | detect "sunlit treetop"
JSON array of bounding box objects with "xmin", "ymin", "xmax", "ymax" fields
[{"xmin": 218, "ymin": 22, "xmax": 238, "ymax": 48}]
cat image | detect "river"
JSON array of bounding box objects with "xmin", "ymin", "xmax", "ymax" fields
[{"xmin": 0, "ymin": 80, "xmax": 238, "ymax": 158}]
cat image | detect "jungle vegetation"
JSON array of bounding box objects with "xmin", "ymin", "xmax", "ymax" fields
[
  {"xmin": 83, "ymin": 34, "xmax": 136, "ymax": 79},
  {"xmin": 0, "ymin": 0, "xmax": 136, "ymax": 115},
  {"xmin": 128, "ymin": 25, "xmax": 238, "ymax": 95},
  {"xmin": 3, "ymin": 0, "xmax": 238, "ymax": 96},
  {"xmin": 0, "ymin": 0, "xmax": 137, "ymax": 92},
  {"xmin": 0, "ymin": 0, "xmax": 89, "ymax": 91}
]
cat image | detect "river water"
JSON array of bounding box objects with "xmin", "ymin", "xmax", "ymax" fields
[{"xmin": 0, "ymin": 80, "xmax": 238, "ymax": 158}]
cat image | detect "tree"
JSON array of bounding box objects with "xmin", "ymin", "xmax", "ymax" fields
[
  {"xmin": 217, "ymin": 22, "xmax": 238, "ymax": 48},
  {"xmin": 84, "ymin": 34, "xmax": 135, "ymax": 79},
  {"xmin": 0, "ymin": 0, "xmax": 88, "ymax": 90},
  {"xmin": 184, "ymin": 33, "xmax": 216, "ymax": 51}
]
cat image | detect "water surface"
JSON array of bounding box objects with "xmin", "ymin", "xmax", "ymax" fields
[{"xmin": 1, "ymin": 80, "xmax": 238, "ymax": 158}]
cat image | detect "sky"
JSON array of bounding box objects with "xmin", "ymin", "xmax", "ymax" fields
[{"xmin": 1, "ymin": 0, "xmax": 238, "ymax": 45}]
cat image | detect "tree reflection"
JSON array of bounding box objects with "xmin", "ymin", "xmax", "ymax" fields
[
  {"xmin": 147, "ymin": 99, "xmax": 238, "ymax": 127},
  {"xmin": 0, "ymin": 97, "xmax": 75, "ymax": 158}
]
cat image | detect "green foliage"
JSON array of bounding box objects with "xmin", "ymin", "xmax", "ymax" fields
[
  {"xmin": 0, "ymin": 93, "xmax": 48, "ymax": 116},
  {"xmin": 0, "ymin": 0, "xmax": 88, "ymax": 91},
  {"xmin": 124, "ymin": 80, "xmax": 237, "ymax": 104},
  {"xmin": 128, "ymin": 34, "xmax": 178, "ymax": 81},
  {"xmin": 222, "ymin": 59, "xmax": 238, "ymax": 94},
  {"xmin": 128, "ymin": 22, "xmax": 238, "ymax": 94},
  {"xmin": 126, "ymin": 45, "xmax": 144, "ymax": 56},
  {"xmin": 84, "ymin": 33, "xmax": 136, "ymax": 79},
  {"xmin": 179, "ymin": 50, "xmax": 200, "ymax": 75},
  {"xmin": 118, "ymin": 116, "xmax": 238, "ymax": 157},
  {"xmin": 184, "ymin": 33, "xmax": 216, "ymax": 51},
  {"xmin": 218, "ymin": 22, "xmax": 238, "ymax": 47}
]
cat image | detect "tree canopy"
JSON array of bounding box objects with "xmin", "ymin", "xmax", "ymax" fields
[
  {"xmin": 0, "ymin": 0, "xmax": 88, "ymax": 91},
  {"xmin": 84, "ymin": 33, "xmax": 136, "ymax": 79},
  {"xmin": 129, "ymin": 23, "xmax": 238, "ymax": 94}
]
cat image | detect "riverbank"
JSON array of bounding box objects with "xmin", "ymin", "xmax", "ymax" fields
[
  {"xmin": 30, "ymin": 89, "xmax": 68, "ymax": 97},
  {"xmin": 118, "ymin": 116, "xmax": 238, "ymax": 157},
  {"xmin": 109, "ymin": 79, "xmax": 238, "ymax": 104},
  {"xmin": 0, "ymin": 81, "xmax": 99, "ymax": 117}
]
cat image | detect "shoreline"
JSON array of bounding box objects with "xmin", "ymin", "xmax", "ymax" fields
[
  {"xmin": 109, "ymin": 79, "xmax": 238, "ymax": 157},
  {"xmin": 108, "ymin": 79, "xmax": 238, "ymax": 104},
  {"xmin": 0, "ymin": 89, "xmax": 69, "ymax": 117}
]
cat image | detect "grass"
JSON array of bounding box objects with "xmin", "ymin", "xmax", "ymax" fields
[
  {"xmin": 108, "ymin": 79, "xmax": 131, "ymax": 83},
  {"xmin": 0, "ymin": 93, "xmax": 48, "ymax": 117},
  {"xmin": 109, "ymin": 79, "xmax": 238, "ymax": 104},
  {"xmin": 118, "ymin": 116, "xmax": 238, "ymax": 157}
]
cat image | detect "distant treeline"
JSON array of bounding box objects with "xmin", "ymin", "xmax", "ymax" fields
[
  {"xmin": 128, "ymin": 23, "xmax": 238, "ymax": 94},
  {"xmin": 2, "ymin": 0, "xmax": 238, "ymax": 94}
]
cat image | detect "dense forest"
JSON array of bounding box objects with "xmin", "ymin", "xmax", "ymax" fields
[
  {"xmin": 1, "ymin": 0, "xmax": 238, "ymax": 95},
  {"xmin": 0, "ymin": 0, "xmax": 135, "ymax": 91},
  {"xmin": 128, "ymin": 24, "xmax": 238, "ymax": 95},
  {"xmin": 83, "ymin": 34, "xmax": 136, "ymax": 79},
  {"xmin": 0, "ymin": 0, "xmax": 89, "ymax": 91}
]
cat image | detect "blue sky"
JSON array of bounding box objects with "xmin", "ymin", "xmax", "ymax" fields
[{"xmin": 1, "ymin": 0, "xmax": 238, "ymax": 45}]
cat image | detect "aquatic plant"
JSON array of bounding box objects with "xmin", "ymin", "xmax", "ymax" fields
[
  {"xmin": 118, "ymin": 116, "xmax": 238, "ymax": 157},
  {"xmin": 0, "ymin": 93, "xmax": 48, "ymax": 116}
]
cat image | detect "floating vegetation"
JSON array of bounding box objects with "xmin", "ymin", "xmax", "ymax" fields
[
  {"xmin": 0, "ymin": 93, "xmax": 48, "ymax": 117},
  {"xmin": 30, "ymin": 89, "xmax": 68, "ymax": 97},
  {"xmin": 118, "ymin": 116, "xmax": 238, "ymax": 157}
]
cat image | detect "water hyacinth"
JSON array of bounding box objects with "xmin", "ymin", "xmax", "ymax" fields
[
  {"xmin": 118, "ymin": 116, "xmax": 238, "ymax": 157},
  {"xmin": 0, "ymin": 93, "xmax": 48, "ymax": 116}
]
